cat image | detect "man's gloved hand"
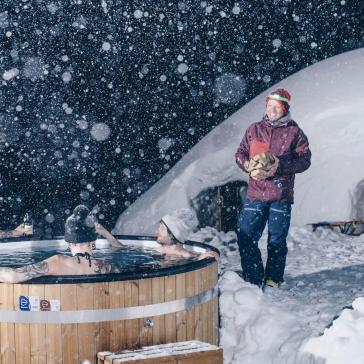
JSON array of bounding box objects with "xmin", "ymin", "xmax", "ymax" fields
[
  {"xmin": 254, "ymin": 152, "xmax": 275, "ymax": 167},
  {"xmin": 245, "ymin": 152, "xmax": 279, "ymax": 180},
  {"xmin": 250, "ymin": 168, "xmax": 269, "ymax": 180},
  {"xmin": 244, "ymin": 158, "xmax": 260, "ymax": 173},
  {"xmin": 263, "ymin": 154, "xmax": 279, "ymax": 178}
]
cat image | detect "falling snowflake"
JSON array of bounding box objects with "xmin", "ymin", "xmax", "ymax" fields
[
  {"xmin": 0, "ymin": 12, "xmax": 9, "ymax": 28},
  {"xmin": 62, "ymin": 71, "xmax": 72, "ymax": 82},
  {"xmin": 272, "ymin": 39, "xmax": 282, "ymax": 48},
  {"xmin": 23, "ymin": 57, "xmax": 47, "ymax": 81},
  {"xmin": 214, "ymin": 74, "xmax": 246, "ymax": 105},
  {"xmin": 45, "ymin": 213, "xmax": 55, "ymax": 223},
  {"xmin": 90, "ymin": 123, "xmax": 111, "ymax": 141},
  {"xmin": 102, "ymin": 41, "xmax": 111, "ymax": 51},
  {"xmin": 134, "ymin": 9, "xmax": 143, "ymax": 19},
  {"xmin": 3, "ymin": 68, "xmax": 19, "ymax": 81},
  {"xmin": 232, "ymin": 5, "xmax": 240, "ymax": 15},
  {"xmin": 177, "ymin": 63, "xmax": 189, "ymax": 74},
  {"xmin": 47, "ymin": 3, "xmax": 58, "ymax": 14},
  {"xmin": 158, "ymin": 137, "xmax": 173, "ymax": 151}
]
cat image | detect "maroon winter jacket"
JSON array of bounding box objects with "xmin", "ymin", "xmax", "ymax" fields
[{"xmin": 235, "ymin": 114, "xmax": 311, "ymax": 203}]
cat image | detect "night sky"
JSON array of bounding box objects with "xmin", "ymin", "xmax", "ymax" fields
[{"xmin": 0, "ymin": 0, "xmax": 363, "ymax": 234}]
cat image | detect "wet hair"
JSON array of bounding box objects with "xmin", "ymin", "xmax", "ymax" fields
[
  {"xmin": 64, "ymin": 205, "xmax": 97, "ymax": 244},
  {"xmin": 73, "ymin": 205, "xmax": 90, "ymax": 219}
]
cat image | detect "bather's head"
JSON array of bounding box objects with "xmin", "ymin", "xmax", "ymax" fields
[
  {"xmin": 156, "ymin": 214, "xmax": 191, "ymax": 246},
  {"xmin": 64, "ymin": 205, "xmax": 97, "ymax": 255}
]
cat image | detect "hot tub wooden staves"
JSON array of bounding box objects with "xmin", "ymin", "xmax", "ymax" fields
[{"xmin": 0, "ymin": 261, "xmax": 219, "ymax": 364}]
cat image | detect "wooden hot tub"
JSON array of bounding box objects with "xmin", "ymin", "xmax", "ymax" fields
[{"xmin": 0, "ymin": 236, "xmax": 219, "ymax": 364}]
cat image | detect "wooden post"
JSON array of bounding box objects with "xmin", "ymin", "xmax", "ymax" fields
[
  {"xmin": 0, "ymin": 284, "xmax": 15, "ymax": 363},
  {"xmin": 94, "ymin": 282, "xmax": 111, "ymax": 354},
  {"xmin": 138, "ymin": 278, "xmax": 152, "ymax": 346},
  {"xmin": 176, "ymin": 272, "xmax": 187, "ymax": 342},
  {"xmin": 194, "ymin": 268, "xmax": 203, "ymax": 341},
  {"xmin": 28, "ymin": 284, "xmax": 46, "ymax": 364},
  {"xmin": 14, "ymin": 284, "xmax": 30, "ymax": 364},
  {"xmin": 108, "ymin": 281, "xmax": 124, "ymax": 351},
  {"xmin": 45, "ymin": 284, "xmax": 62, "ymax": 364},
  {"xmin": 61, "ymin": 284, "xmax": 79, "ymax": 364},
  {"xmin": 124, "ymin": 280, "xmax": 139, "ymax": 349},
  {"xmin": 164, "ymin": 274, "xmax": 176, "ymax": 343},
  {"xmin": 185, "ymin": 270, "xmax": 196, "ymax": 342},
  {"xmin": 77, "ymin": 283, "xmax": 96, "ymax": 363},
  {"xmin": 151, "ymin": 276, "xmax": 165, "ymax": 345}
]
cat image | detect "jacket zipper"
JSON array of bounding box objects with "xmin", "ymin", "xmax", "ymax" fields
[{"xmin": 265, "ymin": 126, "xmax": 273, "ymax": 191}]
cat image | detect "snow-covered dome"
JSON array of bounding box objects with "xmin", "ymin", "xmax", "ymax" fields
[{"xmin": 114, "ymin": 48, "xmax": 364, "ymax": 234}]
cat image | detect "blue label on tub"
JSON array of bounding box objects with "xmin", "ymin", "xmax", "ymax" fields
[{"xmin": 19, "ymin": 296, "xmax": 30, "ymax": 311}]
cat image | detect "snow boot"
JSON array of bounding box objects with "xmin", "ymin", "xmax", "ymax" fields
[{"xmin": 262, "ymin": 279, "xmax": 281, "ymax": 291}]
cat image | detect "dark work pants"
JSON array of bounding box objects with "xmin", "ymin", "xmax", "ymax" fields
[{"xmin": 237, "ymin": 199, "xmax": 292, "ymax": 286}]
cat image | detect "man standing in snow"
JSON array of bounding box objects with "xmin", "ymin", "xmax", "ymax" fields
[{"xmin": 235, "ymin": 88, "xmax": 311, "ymax": 288}]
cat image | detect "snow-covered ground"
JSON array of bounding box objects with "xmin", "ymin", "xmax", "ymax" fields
[{"xmin": 190, "ymin": 225, "xmax": 364, "ymax": 364}]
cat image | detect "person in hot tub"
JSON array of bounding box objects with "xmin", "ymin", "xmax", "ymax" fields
[
  {"xmin": 0, "ymin": 205, "xmax": 126, "ymax": 283},
  {"xmin": 0, "ymin": 222, "xmax": 32, "ymax": 239},
  {"xmin": 155, "ymin": 214, "xmax": 219, "ymax": 261}
]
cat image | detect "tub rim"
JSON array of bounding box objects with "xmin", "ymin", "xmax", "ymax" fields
[{"xmin": 0, "ymin": 234, "xmax": 220, "ymax": 284}]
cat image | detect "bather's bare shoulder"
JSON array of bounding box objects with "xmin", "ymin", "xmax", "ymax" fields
[{"xmin": 47, "ymin": 254, "xmax": 70, "ymax": 273}]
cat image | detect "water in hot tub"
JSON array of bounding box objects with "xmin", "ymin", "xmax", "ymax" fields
[{"xmin": 0, "ymin": 245, "xmax": 199, "ymax": 270}]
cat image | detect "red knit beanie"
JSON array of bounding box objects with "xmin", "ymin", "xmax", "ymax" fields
[{"xmin": 266, "ymin": 88, "xmax": 291, "ymax": 113}]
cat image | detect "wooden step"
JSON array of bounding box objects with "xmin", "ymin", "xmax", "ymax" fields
[{"xmin": 97, "ymin": 340, "xmax": 223, "ymax": 364}]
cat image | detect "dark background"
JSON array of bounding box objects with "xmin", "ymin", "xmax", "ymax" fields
[{"xmin": 0, "ymin": 0, "xmax": 363, "ymax": 234}]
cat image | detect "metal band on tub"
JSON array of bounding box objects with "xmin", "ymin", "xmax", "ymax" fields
[{"xmin": 0, "ymin": 286, "xmax": 218, "ymax": 324}]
